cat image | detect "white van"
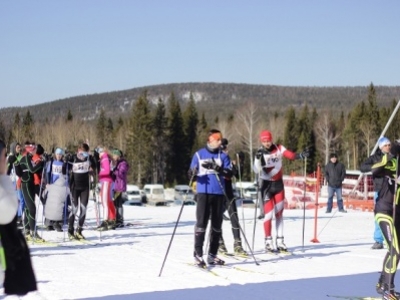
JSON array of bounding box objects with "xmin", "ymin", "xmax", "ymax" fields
[
  {"xmin": 143, "ymin": 184, "xmax": 166, "ymax": 206},
  {"xmin": 123, "ymin": 184, "xmax": 142, "ymax": 206},
  {"xmin": 234, "ymin": 181, "xmax": 258, "ymax": 199}
]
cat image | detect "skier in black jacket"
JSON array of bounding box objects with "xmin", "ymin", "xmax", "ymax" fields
[
  {"xmin": 360, "ymin": 136, "xmax": 391, "ymax": 250},
  {"xmin": 217, "ymin": 139, "xmax": 247, "ymax": 257},
  {"xmin": 372, "ymin": 140, "xmax": 400, "ymax": 299},
  {"xmin": 19, "ymin": 142, "xmax": 45, "ymax": 241}
]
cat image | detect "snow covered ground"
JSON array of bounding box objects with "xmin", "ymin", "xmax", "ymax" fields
[{"xmin": 0, "ymin": 200, "xmax": 388, "ymax": 300}]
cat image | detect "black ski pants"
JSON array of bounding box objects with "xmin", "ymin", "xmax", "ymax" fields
[
  {"xmin": 194, "ymin": 193, "xmax": 224, "ymax": 257},
  {"xmin": 113, "ymin": 192, "xmax": 124, "ymax": 225},
  {"xmin": 21, "ymin": 181, "xmax": 37, "ymax": 232},
  {"xmin": 375, "ymin": 212, "xmax": 400, "ymax": 286},
  {"xmin": 223, "ymin": 197, "xmax": 241, "ymax": 241},
  {"xmin": 69, "ymin": 188, "xmax": 89, "ymax": 230}
]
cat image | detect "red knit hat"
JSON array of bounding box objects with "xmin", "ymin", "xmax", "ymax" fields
[
  {"xmin": 260, "ymin": 130, "xmax": 272, "ymax": 142},
  {"xmin": 25, "ymin": 144, "xmax": 37, "ymax": 154}
]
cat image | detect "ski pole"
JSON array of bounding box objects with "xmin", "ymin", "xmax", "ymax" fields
[
  {"xmin": 235, "ymin": 153, "xmax": 246, "ymax": 240},
  {"xmin": 63, "ymin": 160, "xmax": 70, "ymax": 242},
  {"xmin": 301, "ymin": 157, "xmax": 307, "ymax": 252},
  {"xmin": 317, "ymin": 209, "xmax": 338, "ymax": 237},
  {"xmin": 159, "ymin": 172, "xmax": 196, "ymax": 277},
  {"xmin": 388, "ymin": 154, "xmax": 399, "ymax": 292},
  {"xmin": 252, "ymin": 172, "xmax": 261, "ymax": 251},
  {"xmin": 34, "ymin": 165, "xmax": 46, "ymax": 240},
  {"xmin": 213, "ymin": 171, "xmax": 259, "ymax": 266}
]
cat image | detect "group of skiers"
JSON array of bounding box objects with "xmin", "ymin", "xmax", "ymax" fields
[
  {"xmin": 189, "ymin": 129, "xmax": 310, "ymax": 267},
  {"xmin": 3, "ymin": 131, "xmax": 400, "ymax": 299},
  {"xmin": 6, "ymin": 141, "xmax": 129, "ymax": 242}
]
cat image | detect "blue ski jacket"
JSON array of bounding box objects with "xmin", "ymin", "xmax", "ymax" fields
[{"xmin": 190, "ymin": 147, "xmax": 231, "ymax": 195}]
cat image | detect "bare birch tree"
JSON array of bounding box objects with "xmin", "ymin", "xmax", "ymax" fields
[
  {"xmin": 314, "ymin": 112, "xmax": 340, "ymax": 165},
  {"xmin": 234, "ymin": 101, "xmax": 261, "ymax": 181}
]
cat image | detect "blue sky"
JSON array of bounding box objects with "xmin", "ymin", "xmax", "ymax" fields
[{"xmin": 1, "ymin": 1, "xmax": 399, "ymax": 107}]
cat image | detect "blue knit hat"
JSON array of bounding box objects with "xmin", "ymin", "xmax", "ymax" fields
[
  {"xmin": 378, "ymin": 137, "xmax": 391, "ymax": 149},
  {"xmin": 55, "ymin": 148, "xmax": 64, "ymax": 155}
]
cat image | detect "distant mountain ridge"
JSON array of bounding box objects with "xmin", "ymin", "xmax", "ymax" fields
[{"xmin": 1, "ymin": 82, "xmax": 399, "ymax": 124}]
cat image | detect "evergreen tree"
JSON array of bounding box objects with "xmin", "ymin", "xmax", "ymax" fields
[
  {"xmin": 66, "ymin": 109, "xmax": 73, "ymax": 122},
  {"xmin": 297, "ymin": 104, "xmax": 314, "ymax": 174},
  {"xmin": 22, "ymin": 110, "xmax": 34, "ymax": 141},
  {"xmin": 183, "ymin": 93, "xmax": 199, "ymax": 156},
  {"xmin": 360, "ymin": 83, "xmax": 380, "ymax": 155},
  {"xmin": 165, "ymin": 92, "xmax": 187, "ymax": 186},
  {"xmin": 105, "ymin": 117, "xmax": 114, "ymax": 146},
  {"xmin": 283, "ymin": 106, "xmax": 298, "ymax": 174},
  {"xmin": 383, "ymin": 99, "xmax": 400, "ymax": 141},
  {"xmin": 96, "ymin": 108, "xmax": 107, "ymax": 145},
  {"xmin": 151, "ymin": 98, "xmax": 168, "ymax": 184},
  {"xmin": 126, "ymin": 91, "xmax": 152, "ymax": 185},
  {"xmin": 0, "ymin": 119, "xmax": 5, "ymax": 141},
  {"xmin": 343, "ymin": 102, "xmax": 365, "ymax": 169},
  {"xmin": 193, "ymin": 112, "xmax": 208, "ymax": 153}
]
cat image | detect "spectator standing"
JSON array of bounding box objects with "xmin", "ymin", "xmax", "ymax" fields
[{"xmin": 324, "ymin": 153, "xmax": 347, "ymax": 213}]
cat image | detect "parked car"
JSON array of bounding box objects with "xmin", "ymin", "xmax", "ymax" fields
[
  {"xmin": 173, "ymin": 185, "xmax": 196, "ymax": 206},
  {"xmin": 235, "ymin": 197, "xmax": 256, "ymax": 208},
  {"xmin": 123, "ymin": 184, "xmax": 142, "ymax": 206},
  {"xmin": 142, "ymin": 184, "xmax": 166, "ymax": 205},
  {"xmin": 234, "ymin": 182, "xmax": 258, "ymax": 200}
]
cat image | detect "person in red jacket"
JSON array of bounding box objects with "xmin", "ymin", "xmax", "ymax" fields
[{"xmin": 253, "ymin": 130, "xmax": 309, "ymax": 253}]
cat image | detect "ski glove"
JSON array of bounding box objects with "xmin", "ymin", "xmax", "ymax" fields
[
  {"xmin": 296, "ymin": 149, "xmax": 311, "ymax": 160},
  {"xmin": 255, "ymin": 147, "xmax": 266, "ymax": 159},
  {"xmin": 201, "ymin": 158, "xmax": 221, "ymax": 172}
]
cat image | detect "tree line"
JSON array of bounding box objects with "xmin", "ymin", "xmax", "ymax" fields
[{"xmin": 0, "ymin": 83, "xmax": 399, "ymax": 187}]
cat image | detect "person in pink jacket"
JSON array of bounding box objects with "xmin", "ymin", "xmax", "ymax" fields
[{"xmin": 96, "ymin": 147, "xmax": 116, "ymax": 231}]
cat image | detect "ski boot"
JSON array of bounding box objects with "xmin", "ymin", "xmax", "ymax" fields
[
  {"xmin": 371, "ymin": 242, "xmax": 384, "ymax": 249},
  {"xmin": 194, "ymin": 252, "xmax": 206, "ymax": 268},
  {"xmin": 24, "ymin": 230, "xmax": 32, "ymax": 242},
  {"xmin": 96, "ymin": 221, "xmax": 109, "ymax": 231},
  {"xmin": 107, "ymin": 220, "xmax": 116, "ymax": 230},
  {"xmin": 53, "ymin": 222, "xmax": 63, "ymax": 232},
  {"xmin": 265, "ymin": 237, "xmax": 276, "ymax": 253},
  {"xmin": 234, "ymin": 239, "xmax": 248, "ymax": 257},
  {"xmin": 276, "ymin": 237, "xmax": 289, "ymax": 254},
  {"xmin": 68, "ymin": 228, "xmax": 77, "ymax": 240},
  {"xmin": 383, "ymin": 289, "xmax": 400, "ymax": 300},
  {"xmin": 377, "ymin": 277, "xmax": 400, "ymax": 297},
  {"xmin": 75, "ymin": 227, "xmax": 85, "ymax": 240},
  {"xmin": 207, "ymin": 253, "xmax": 225, "ymax": 266},
  {"xmin": 30, "ymin": 231, "xmax": 45, "ymax": 243},
  {"xmin": 218, "ymin": 239, "xmax": 228, "ymax": 255}
]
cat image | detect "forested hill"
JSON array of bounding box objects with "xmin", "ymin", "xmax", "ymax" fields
[{"xmin": 1, "ymin": 82, "xmax": 400, "ymax": 123}]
